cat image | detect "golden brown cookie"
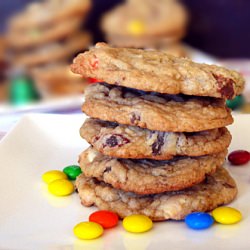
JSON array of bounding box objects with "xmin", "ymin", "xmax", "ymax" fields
[
  {"xmin": 32, "ymin": 63, "xmax": 88, "ymax": 96},
  {"xmin": 71, "ymin": 43, "xmax": 244, "ymax": 99},
  {"xmin": 80, "ymin": 118, "xmax": 231, "ymax": 160},
  {"xmin": 78, "ymin": 147, "xmax": 227, "ymax": 194},
  {"xmin": 102, "ymin": 0, "xmax": 188, "ymax": 38},
  {"xmin": 75, "ymin": 167, "xmax": 237, "ymax": 221},
  {"xmin": 105, "ymin": 33, "xmax": 184, "ymax": 49},
  {"xmin": 14, "ymin": 32, "xmax": 91, "ymax": 67},
  {"xmin": 82, "ymin": 83, "xmax": 233, "ymax": 132},
  {"xmin": 7, "ymin": 17, "xmax": 83, "ymax": 50},
  {"xmin": 8, "ymin": 0, "xmax": 91, "ymax": 31}
]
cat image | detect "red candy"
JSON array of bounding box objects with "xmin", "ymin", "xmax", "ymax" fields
[
  {"xmin": 88, "ymin": 78, "xmax": 102, "ymax": 83},
  {"xmin": 89, "ymin": 55, "xmax": 99, "ymax": 69},
  {"xmin": 228, "ymin": 150, "xmax": 250, "ymax": 165},
  {"xmin": 89, "ymin": 210, "xmax": 119, "ymax": 229}
]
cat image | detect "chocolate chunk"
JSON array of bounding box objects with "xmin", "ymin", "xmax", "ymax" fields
[
  {"xmin": 213, "ymin": 74, "xmax": 235, "ymax": 99},
  {"xmin": 130, "ymin": 112, "xmax": 141, "ymax": 124},
  {"xmin": 222, "ymin": 182, "xmax": 235, "ymax": 189},
  {"xmin": 104, "ymin": 134, "xmax": 130, "ymax": 148},
  {"xmin": 104, "ymin": 166, "xmax": 112, "ymax": 173},
  {"xmin": 94, "ymin": 136, "xmax": 100, "ymax": 142},
  {"xmin": 152, "ymin": 132, "xmax": 165, "ymax": 155}
]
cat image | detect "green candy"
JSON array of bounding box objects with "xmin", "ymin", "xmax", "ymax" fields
[
  {"xmin": 9, "ymin": 75, "xmax": 40, "ymax": 105},
  {"xmin": 63, "ymin": 165, "xmax": 82, "ymax": 180},
  {"xmin": 226, "ymin": 95, "xmax": 244, "ymax": 110}
]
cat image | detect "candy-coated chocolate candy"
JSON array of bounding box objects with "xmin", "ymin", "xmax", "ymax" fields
[
  {"xmin": 185, "ymin": 212, "xmax": 214, "ymax": 230},
  {"xmin": 42, "ymin": 170, "xmax": 67, "ymax": 184},
  {"xmin": 226, "ymin": 95, "xmax": 244, "ymax": 110},
  {"xmin": 123, "ymin": 214, "xmax": 153, "ymax": 233},
  {"xmin": 88, "ymin": 78, "xmax": 102, "ymax": 83},
  {"xmin": 73, "ymin": 221, "xmax": 103, "ymax": 240},
  {"xmin": 89, "ymin": 210, "xmax": 119, "ymax": 229},
  {"xmin": 212, "ymin": 207, "xmax": 242, "ymax": 224},
  {"xmin": 228, "ymin": 150, "xmax": 250, "ymax": 165},
  {"xmin": 63, "ymin": 165, "xmax": 82, "ymax": 180},
  {"xmin": 48, "ymin": 179, "xmax": 74, "ymax": 196},
  {"xmin": 127, "ymin": 20, "xmax": 145, "ymax": 36},
  {"xmin": 9, "ymin": 74, "xmax": 40, "ymax": 105}
]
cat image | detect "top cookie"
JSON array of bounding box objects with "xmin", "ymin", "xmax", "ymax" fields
[
  {"xmin": 101, "ymin": 0, "xmax": 187, "ymax": 37},
  {"xmin": 71, "ymin": 43, "xmax": 244, "ymax": 99}
]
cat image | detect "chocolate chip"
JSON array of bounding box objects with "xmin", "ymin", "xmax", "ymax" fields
[
  {"xmin": 130, "ymin": 112, "xmax": 141, "ymax": 124},
  {"xmin": 152, "ymin": 132, "xmax": 165, "ymax": 155},
  {"xmin": 213, "ymin": 74, "xmax": 235, "ymax": 99},
  {"xmin": 104, "ymin": 166, "xmax": 112, "ymax": 173},
  {"xmin": 222, "ymin": 182, "xmax": 235, "ymax": 189},
  {"xmin": 104, "ymin": 134, "xmax": 130, "ymax": 148},
  {"xmin": 94, "ymin": 136, "xmax": 100, "ymax": 142}
]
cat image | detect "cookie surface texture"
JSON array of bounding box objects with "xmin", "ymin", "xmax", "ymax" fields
[
  {"xmin": 75, "ymin": 167, "xmax": 237, "ymax": 221},
  {"xmin": 71, "ymin": 43, "xmax": 244, "ymax": 99}
]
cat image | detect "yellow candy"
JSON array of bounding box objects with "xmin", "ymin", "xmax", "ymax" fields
[
  {"xmin": 42, "ymin": 170, "xmax": 67, "ymax": 184},
  {"xmin": 127, "ymin": 20, "xmax": 145, "ymax": 36},
  {"xmin": 212, "ymin": 207, "xmax": 242, "ymax": 224},
  {"xmin": 73, "ymin": 222, "xmax": 103, "ymax": 240},
  {"xmin": 48, "ymin": 179, "xmax": 74, "ymax": 196},
  {"xmin": 123, "ymin": 214, "xmax": 153, "ymax": 233}
]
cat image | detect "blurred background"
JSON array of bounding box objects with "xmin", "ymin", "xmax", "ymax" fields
[{"xmin": 0, "ymin": 0, "xmax": 250, "ymax": 118}]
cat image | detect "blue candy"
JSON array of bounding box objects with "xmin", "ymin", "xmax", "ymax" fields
[{"xmin": 185, "ymin": 212, "xmax": 214, "ymax": 230}]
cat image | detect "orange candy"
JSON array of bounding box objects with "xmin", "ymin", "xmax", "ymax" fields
[{"xmin": 89, "ymin": 210, "xmax": 119, "ymax": 229}]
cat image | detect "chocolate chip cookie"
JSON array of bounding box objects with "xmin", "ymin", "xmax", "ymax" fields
[
  {"xmin": 14, "ymin": 32, "xmax": 91, "ymax": 67},
  {"xmin": 75, "ymin": 167, "xmax": 237, "ymax": 221},
  {"xmin": 82, "ymin": 83, "xmax": 233, "ymax": 132},
  {"xmin": 71, "ymin": 43, "xmax": 244, "ymax": 99},
  {"xmin": 8, "ymin": 0, "xmax": 91, "ymax": 31},
  {"xmin": 101, "ymin": 0, "xmax": 187, "ymax": 38},
  {"xmin": 78, "ymin": 147, "xmax": 227, "ymax": 194},
  {"xmin": 81, "ymin": 118, "xmax": 231, "ymax": 160}
]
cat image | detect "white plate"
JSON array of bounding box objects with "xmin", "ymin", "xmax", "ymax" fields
[
  {"xmin": 0, "ymin": 114, "xmax": 250, "ymax": 250},
  {"xmin": 0, "ymin": 95, "xmax": 83, "ymax": 115}
]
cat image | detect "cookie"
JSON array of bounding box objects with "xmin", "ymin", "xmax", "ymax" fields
[
  {"xmin": 14, "ymin": 32, "xmax": 91, "ymax": 67},
  {"xmin": 8, "ymin": 0, "xmax": 91, "ymax": 31},
  {"xmin": 71, "ymin": 43, "xmax": 244, "ymax": 99},
  {"xmin": 31, "ymin": 63, "xmax": 84, "ymax": 84},
  {"xmin": 7, "ymin": 17, "xmax": 83, "ymax": 50},
  {"xmin": 82, "ymin": 83, "xmax": 233, "ymax": 132},
  {"xmin": 78, "ymin": 147, "xmax": 227, "ymax": 194},
  {"xmin": 101, "ymin": 0, "xmax": 187, "ymax": 38},
  {"xmin": 75, "ymin": 167, "xmax": 237, "ymax": 221},
  {"xmin": 80, "ymin": 118, "xmax": 231, "ymax": 160},
  {"xmin": 105, "ymin": 32, "xmax": 184, "ymax": 49}
]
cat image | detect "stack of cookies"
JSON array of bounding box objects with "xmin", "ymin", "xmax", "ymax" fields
[
  {"xmin": 7, "ymin": 0, "xmax": 91, "ymax": 96},
  {"xmin": 101, "ymin": 0, "xmax": 188, "ymax": 57},
  {"xmin": 71, "ymin": 43, "xmax": 244, "ymax": 221}
]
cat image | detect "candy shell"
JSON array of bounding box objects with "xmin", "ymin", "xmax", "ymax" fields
[
  {"xmin": 228, "ymin": 150, "xmax": 250, "ymax": 165},
  {"xmin": 42, "ymin": 170, "xmax": 67, "ymax": 184},
  {"xmin": 63, "ymin": 165, "xmax": 82, "ymax": 180},
  {"xmin": 127, "ymin": 20, "xmax": 145, "ymax": 36},
  {"xmin": 88, "ymin": 78, "xmax": 102, "ymax": 83},
  {"xmin": 226, "ymin": 95, "xmax": 244, "ymax": 110},
  {"xmin": 73, "ymin": 222, "xmax": 103, "ymax": 240},
  {"xmin": 185, "ymin": 212, "xmax": 214, "ymax": 230},
  {"xmin": 123, "ymin": 214, "xmax": 153, "ymax": 233},
  {"xmin": 89, "ymin": 210, "xmax": 119, "ymax": 229},
  {"xmin": 212, "ymin": 207, "xmax": 242, "ymax": 224},
  {"xmin": 48, "ymin": 179, "xmax": 74, "ymax": 196}
]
